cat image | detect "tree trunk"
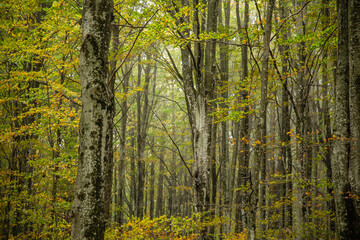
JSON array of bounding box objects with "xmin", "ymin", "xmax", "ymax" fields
[
  {"xmin": 235, "ymin": 0, "xmax": 250, "ymax": 233},
  {"xmin": 130, "ymin": 127, "xmax": 136, "ymax": 217},
  {"xmin": 348, "ymin": 0, "xmax": 360, "ymax": 236},
  {"xmin": 293, "ymin": 2, "xmax": 312, "ymax": 238},
  {"xmin": 332, "ymin": 0, "xmax": 351, "ymax": 239},
  {"xmin": 149, "ymin": 161, "xmax": 155, "ymax": 219},
  {"xmin": 320, "ymin": 0, "xmax": 335, "ymax": 232},
  {"xmin": 209, "ymin": 121, "xmax": 217, "ymax": 237},
  {"xmin": 71, "ymin": 0, "xmax": 114, "ymax": 239},
  {"xmin": 219, "ymin": 0, "xmax": 231, "ymax": 234},
  {"xmin": 248, "ymin": 1, "xmax": 275, "ymax": 239},
  {"xmin": 117, "ymin": 63, "xmax": 130, "ymax": 225},
  {"xmin": 173, "ymin": 0, "xmax": 219, "ymax": 238},
  {"xmin": 276, "ymin": 1, "xmax": 292, "ymax": 230},
  {"xmin": 156, "ymin": 150, "xmax": 165, "ymax": 217},
  {"xmin": 136, "ymin": 55, "xmax": 151, "ymax": 219}
]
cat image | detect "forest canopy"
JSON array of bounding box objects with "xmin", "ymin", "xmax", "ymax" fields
[{"xmin": 0, "ymin": 0, "xmax": 359, "ymax": 239}]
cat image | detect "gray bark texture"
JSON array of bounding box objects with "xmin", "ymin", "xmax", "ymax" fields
[
  {"xmin": 71, "ymin": 0, "xmax": 114, "ymax": 239},
  {"xmin": 171, "ymin": 0, "xmax": 219, "ymax": 238},
  {"xmin": 348, "ymin": 0, "xmax": 360, "ymax": 237},
  {"xmin": 332, "ymin": 0, "xmax": 351, "ymax": 239}
]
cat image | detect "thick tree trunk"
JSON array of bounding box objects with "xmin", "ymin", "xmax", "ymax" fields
[
  {"xmin": 173, "ymin": 1, "xmax": 219, "ymax": 238},
  {"xmin": 171, "ymin": 0, "xmax": 219, "ymax": 238},
  {"xmin": 348, "ymin": 0, "xmax": 360, "ymax": 236},
  {"xmin": 332, "ymin": 1, "xmax": 352, "ymax": 239},
  {"xmin": 71, "ymin": 0, "xmax": 114, "ymax": 239}
]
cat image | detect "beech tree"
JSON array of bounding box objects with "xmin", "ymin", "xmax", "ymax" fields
[
  {"xmin": 71, "ymin": 0, "xmax": 114, "ymax": 239},
  {"xmin": 332, "ymin": 0, "xmax": 360, "ymax": 239},
  {"xmin": 2, "ymin": 0, "xmax": 360, "ymax": 239}
]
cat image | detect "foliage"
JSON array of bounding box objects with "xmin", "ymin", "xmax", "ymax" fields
[
  {"xmin": 0, "ymin": 0, "xmax": 80, "ymax": 238},
  {"xmin": 0, "ymin": 0, "xmax": 349, "ymax": 238},
  {"xmin": 105, "ymin": 215, "xmax": 247, "ymax": 240}
]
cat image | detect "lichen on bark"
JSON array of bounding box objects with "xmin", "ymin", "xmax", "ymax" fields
[{"xmin": 71, "ymin": 0, "xmax": 114, "ymax": 239}]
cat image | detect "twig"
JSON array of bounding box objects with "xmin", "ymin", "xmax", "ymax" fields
[{"xmin": 108, "ymin": 9, "xmax": 159, "ymax": 85}]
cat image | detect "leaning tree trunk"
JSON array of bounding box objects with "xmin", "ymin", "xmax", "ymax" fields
[{"xmin": 71, "ymin": 0, "xmax": 114, "ymax": 239}]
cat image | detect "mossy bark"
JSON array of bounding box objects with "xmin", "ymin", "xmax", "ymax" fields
[{"xmin": 71, "ymin": 0, "xmax": 114, "ymax": 239}]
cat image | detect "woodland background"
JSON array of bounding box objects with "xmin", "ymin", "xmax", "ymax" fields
[{"xmin": 1, "ymin": 0, "xmax": 359, "ymax": 239}]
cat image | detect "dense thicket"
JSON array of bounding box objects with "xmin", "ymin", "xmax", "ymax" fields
[{"xmin": 1, "ymin": 0, "xmax": 359, "ymax": 239}]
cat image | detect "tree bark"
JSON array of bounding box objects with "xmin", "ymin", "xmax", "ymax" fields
[
  {"xmin": 293, "ymin": 2, "xmax": 312, "ymax": 239},
  {"xmin": 149, "ymin": 161, "xmax": 155, "ymax": 219},
  {"xmin": 219, "ymin": 0, "xmax": 231, "ymax": 234},
  {"xmin": 348, "ymin": 0, "xmax": 360, "ymax": 237},
  {"xmin": 172, "ymin": 0, "xmax": 219, "ymax": 238},
  {"xmin": 130, "ymin": 127, "xmax": 136, "ymax": 217},
  {"xmin": 117, "ymin": 63, "xmax": 130, "ymax": 225},
  {"xmin": 156, "ymin": 149, "xmax": 165, "ymax": 217},
  {"xmin": 248, "ymin": 1, "xmax": 275, "ymax": 239},
  {"xmin": 235, "ymin": 0, "xmax": 250, "ymax": 233},
  {"xmin": 136, "ymin": 55, "xmax": 151, "ymax": 219},
  {"xmin": 71, "ymin": 0, "xmax": 114, "ymax": 239},
  {"xmin": 320, "ymin": 0, "xmax": 335, "ymax": 232},
  {"xmin": 332, "ymin": 0, "xmax": 351, "ymax": 239},
  {"xmin": 277, "ymin": 1, "xmax": 292, "ymax": 230}
]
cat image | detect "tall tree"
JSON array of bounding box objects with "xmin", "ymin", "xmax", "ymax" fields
[
  {"xmin": 219, "ymin": 0, "xmax": 231, "ymax": 234},
  {"xmin": 248, "ymin": 0, "xmax": 275, "ymax": 239},
  {"xmin": 293, "ymin": 1, "xmax": 312, "ymax": 238},
  {"xmin": 348, "ymin": 0, "xmax": 360, "ymax": 236},
  {"xmin": 136, "ymin": 54, "xmax": 152, "ymax": 219},
  {"xmin": 169, "ymin": 0, "xmax": 219, "ymax": 237},
  {"xmin": 71, "ymin": 0, "xmax": 114, "ymax": 239},
  {"xmin": 332, "ymin": 0, "xmax": 351, "ymax": 238},
  {"xmin": 278, "ymin": 0, "xmax": 292, "ymax": 230},
  {"xmin": 320, "ymin": 0, "xmax": 335, "ymax": 232},
  {"xmin": 235, "ymin": 0, "xmax": 250, "ymax": 233},
  {"xmin": 333, "ymin": 0, "xmax": 360, "ymax": 239}
]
